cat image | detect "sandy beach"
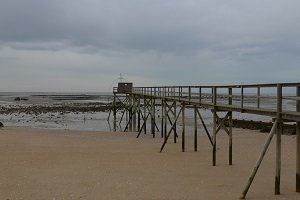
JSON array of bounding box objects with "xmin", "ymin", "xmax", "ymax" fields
[{"xmin": 0, "ymin": 127, "xmax": 299, "ymax": 200}]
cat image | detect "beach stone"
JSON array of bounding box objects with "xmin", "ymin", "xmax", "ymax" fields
[{"xmin": 0, "ymin": 122, "xmax": 3, "ymax": 127}]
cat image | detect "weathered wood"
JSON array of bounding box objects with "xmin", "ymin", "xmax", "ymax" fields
[
  {"xmin": 173, "ymin": 102, "xmax": 177, "ymax": 143},
  {"xmin": 229, "ymin": 88, "xmax": 233, "ymax": 165},
  {"xmin": 161, "ymin": 99, "xmax": 164, "ymax": 138},
  {"xmin": 120, "ymin": 82, "xmax": 300, "ymax": 198},
  {"xmin": 164, "ymin": 100, "xmax": 167, "ymax": 139},
  {"xmin": 138, "ymin": 98, "xmax": 141, "ymax": 131},
  {"xmin": 144, "ymin": 97, "xmax": 147, "ymax": 134},
  {"xmin": 160, "ymin": 108, "xmax": 183, "ymax": 152},
  {"xmin": 182, "ymin": 103, "xmax": 186, "ymax": 152},
  {"xmin": 213, "ymin": 87, "xmax": 217, "ymax": 166},
  {"xmin": 113, "ymin": 94, "xmax": 116, "ymax": 131},
  {"xmin": 275, "ymin": 84, "xmax": 282, "ymax": 195},
  {"xmin": 257, "ymin": 86, "xmax": 261, "ymax": 108},
  {"xmin": 240, "ymin": 120, "xmax": 278, "ymax": 199},
  {"xmin": 194, "ymin": 106, "xmax": 198, "ymax": 152},
  {"xmin": 151, "ymin": 98, "xmax": 155, "ymax": 137},
  {"xmin": 196, "ymin": 109, "xmax": 213, "ymax": 146},
  {"xmin": 213, "ymin": 110, "xmax": 217, "ymax": 166},
  {"xmin": 297, "ymin": 86, "xmax": 300, "ymax": 192}
]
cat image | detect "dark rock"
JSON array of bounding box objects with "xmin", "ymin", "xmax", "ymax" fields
[
  {"xmin": 0, "ymin": 122, "xmax": 3, "ymax": 127},
  {"xmin": 260, "ymin": 126, "xmax": 272, "ymax": 133},
  {"xmin": 14, "ymin": 97, "xmax": 28, "ymax": 101}
]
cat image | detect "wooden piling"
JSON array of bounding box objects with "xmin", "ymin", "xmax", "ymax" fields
[
  {"xmin": 194, "ymin": 105, "xmax": 198, "ymax": 152},
  {"xmin": 161, "ymin": 99, "xmax": 164, "ymax": 138},
  {"xmin": 113, "ymin": 93, "xmax": 117, "ymax": 131},
  {"xmin": 297, "ymin": 86, "xmax": 300, "ymax": 192},
  {"xmin": 164, "ymin": 100, "xmax": 167, "ymax": 139},
  {"xmin": 143, "ymin": 97, "xmax": 147, "ymax": 134},
  {"xmin": 182, "ymin": 103, "xmax": 185, "ymax": 152},
  {"xmin": 229, "ymin": 88, "xmax": 233, "ymax": 165},
  {"xmin": 174, "ymin": 102, "xmax": 177, "ymax": 143},
  {"xmin": 275, "ymin": 84, "xmax": 282, "ymax": 195},
  {"xmin": 151, "ymin": 98, "xmax": 156, "ymax": 138},
  {"xmin": 213, "ymin": 86, "xmax": 217, "ymax": 166},
  {"xmin": 240, "ymin": 120, "xmax": 278, "ymax": 199}
]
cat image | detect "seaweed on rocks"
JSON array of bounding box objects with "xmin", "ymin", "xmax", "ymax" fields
[{"xmin": 222, "ymin": 118, "xmax": 296, "ymax": 135}]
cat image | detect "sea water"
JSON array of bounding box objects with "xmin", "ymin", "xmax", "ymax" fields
[{"xmin": 0, "ymin": 92, "xmax": 297, "ymax": 134}]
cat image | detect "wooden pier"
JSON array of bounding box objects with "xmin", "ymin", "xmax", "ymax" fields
[{"xmin": 110, "ymin": 82, "xmax": 300, "ymax": 199}]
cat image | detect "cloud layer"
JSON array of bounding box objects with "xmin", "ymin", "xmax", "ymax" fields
[{"xmin": 1, "ymin": 0, "xmax": 300, "ymax": 92}]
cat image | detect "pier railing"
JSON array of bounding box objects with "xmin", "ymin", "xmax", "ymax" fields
[
  {"xmin": 125, "ymin": 83, "xmax": 300, "ymax": 122},
  {"xmin": 112, "ymin": 82, "xmax": 300, "ymax": 198}
]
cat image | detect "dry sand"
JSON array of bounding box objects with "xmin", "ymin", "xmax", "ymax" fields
[{"xmin": 0, "ymin": 127, "xmax": 299, "ymax": 200}]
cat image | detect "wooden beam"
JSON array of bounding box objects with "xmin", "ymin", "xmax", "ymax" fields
[
  {"xmin": 194, "ymin": 106, "xmax": 198, "ymax": 152},
  {"xmin": 297, "ymin": 86, "xmax": 300, "ymax": 192},
  {"xmin": 240, "ymin": 120, "xmax": 278, "ymax": 199},
  {"xmin": 275, "ymin": 84, "xmax": 282, "ymax": 195},
  {"xmin": 182, "ymin": 103, "xmax": 186, "ymax": 152},
  {"xmin": 160, "ymin": 108, "xmax": 183, "ymax": 152}
]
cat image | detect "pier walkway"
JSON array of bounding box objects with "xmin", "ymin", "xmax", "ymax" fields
[{"xmin": 111, "ymin": 82, "xmax": 300, "ymax": 199}]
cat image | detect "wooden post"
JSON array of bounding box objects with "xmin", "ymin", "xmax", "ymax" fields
[
  {"xmin": 241, "ymin": 85, "xmax": 244, "ymax": 110},
  {"xmin": 229, "ymin": 88, "xmax": 233, "ymax": 165},
  {"xmin": 194, "ymin": 105, "xmax": 198, "ymax": 152},
  {"xmin": 275, "ymin": 84, "xmax": 282, "ymax": 195},
  {"xmin": 182, "ymin": 103, "xmax": 185, "ymax": 152},
  {"xmin": 137, "ymin": 98, "xmax": 141, "ymax": 131},
  {"xmin": 257, "ymin": 86, "xmax": 261, "ymax": 109},
  {"xmin": 164, "ymin": 100, "xmax": 167, "ymax": 139},
  {"xmin": 297, "ymin": 86, "xmax": 300, "ymax": 192},
  {"xmin": 151, "ymin": 98, "xmax": 156, "ymax": 138},
  {"xmin": 161, "ymin": 99, "xmax": 164, "ymax": 138},
  {"xmin": 240, "ymin": 120, "xmax": 278, "ymax": 199},
  {"xmin": 213, "ymin": 86, "xmax": 217, "ymax": 166},
  {"xmin": 132, "ymin": 95, "xmax": 137, "ymax": 132},
  {"xmin": 129, "ymin": 95, "xmax": 132, "ymax": 131},
  {"xmin": 144, "ymin": 97, "xmax": 147, "ymax": 134},
  {"xmin": 199, "ymin": 87, "xmax": 202, "ymax": 103},
  {"xmin": 174, "ymin": 102, "xmax": 177, "ymax": 144},
  {"xmin": 113, "ymin": 93, "xmax": 117, "ymax": 132}
]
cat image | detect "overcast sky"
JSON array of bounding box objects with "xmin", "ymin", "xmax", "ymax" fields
[{"xmin": 0, "ymin": 0, "xmax": 300, "ymax": 92}]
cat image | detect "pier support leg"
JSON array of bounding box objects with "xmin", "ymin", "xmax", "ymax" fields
[
  {"xmin": 297, "ymin": 86, "xmax": 300, "ymax": 192},
  {"xmin": 137, "ymin": 98, "xmax": 141, "ymax": 131},
  {"xmin": 229, "ymin": 111, "xmax": 233, "ymax": 165},
  {"xmin": 164, "ymin": 100, "xmax": 167, "ymax": 139},
  {"xmin": 161, "ymin": 99, "xmax": 164, "ymax": 138},
  {"xmin": 151, "ymin": 98, "xmax": 156, "ymax": 138},
  {"xmin": 275, "ymin": 84, "xmax": 282, "ymax": 195},
  {"xmin": 275, "ymin": 120, "xmax": 282, "ymax": 195},
  {"xmin": 297, "ymin": 121, "xmax": 300, "ymax": 192},
  {"xmin": 132, "ymin": 95, "xmax": 137, "ymax": 131},
  {"xmin": 212, "ymin": 86, "xmax": 217, "ymax": 166},
  {"xmin": 129, "ymin": 95, "xmax": 133, "ymax": 132},
  {"xmin": 113, "ymin": 93, "xmax": 117, "ymax": 131},
  {"xmin": 240, "ymin": 120, "xmax": 278, "ymax": 199},
  {"xmin": 212, "ymin": 110, "xmax": 217, "ymax": 166},
  {"xmin": 194, "ymin": 106, "xmax": 198, "ymax": 152},
  {"xmin": 228, "ymin": 88, "xmax": 233, "ymax": 165},
  {"xmin": 144, "ymin": 97, "xmax": 147, "ymax": 134},
  {"xmin": 182, "ymin": 103, "xmax": 185, "ymax": 152},
  {"xmin": 174, "ymin": 102, "xmax": 177, "ymax": 143}
]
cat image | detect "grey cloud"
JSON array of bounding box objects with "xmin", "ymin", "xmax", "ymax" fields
[{"xmin": 0, "ymin": 0, "xmax": 300, "ymax": 91}]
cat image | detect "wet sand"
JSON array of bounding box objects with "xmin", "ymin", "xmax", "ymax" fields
[{"xmin": 0, "ymin": 127, "xmax": 299, "ymax": 200}]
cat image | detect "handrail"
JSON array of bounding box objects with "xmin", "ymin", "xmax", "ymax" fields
[{"xmin": 126, "ymin": 83, "xmax": 300, "ymax": 122}]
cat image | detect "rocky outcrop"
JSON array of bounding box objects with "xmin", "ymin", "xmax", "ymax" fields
[{"xmin": 223, "ymin": 119, "xmax": 296, "ymax": 135}]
